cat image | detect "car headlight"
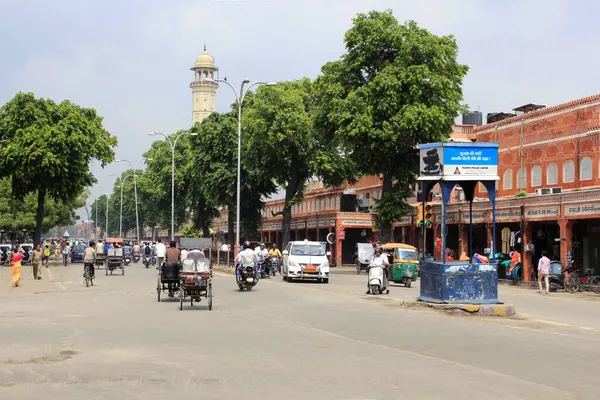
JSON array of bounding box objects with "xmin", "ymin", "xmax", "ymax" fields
[
  {"xmin": 319, "ymin": 261, "xmax": 329, "ymax": 270},
  {"xmin": 289, "ymin": 260, "xmax": 300, "ymax": 268}
]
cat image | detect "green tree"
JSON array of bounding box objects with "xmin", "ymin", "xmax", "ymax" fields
[
  {"xmin": 90, "ymin": 195, "xmax": 108, "ymax": 237},
  {"xmin": 0, "ymin": 93, "xmax": 118, "ymax": 244},
  {"xmin": 0, "ymin": 178, "xmax": 86, "ymax": 241},
  {"xmin": 189, "ymin": 110, "xmax": 276, "ymax": 246},
  {"xmin": 314, "ymin": 10, "xmax": 468, "ymax": 241},
  {"xmin": 244, "ymin": 79, "xmax": 349, "ymax": 247}
]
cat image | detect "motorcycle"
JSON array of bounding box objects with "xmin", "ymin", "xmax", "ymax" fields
[
  {"xmin": 270, "ymin": 256, "xmax": 279, "ymax": 276},
  {"xmin": 237, "ymin": 265, "xmax": 259, "ymax": 291},
  {"xmin": 133, "ymin": 253, "xmax": 140, "ymax": 264},
  {"xmin": 367, "ymin": 264, "xmax": 389, "ymax": 295},
  {"xmin": 143, "ymin": 255, "xmax": 151, "ymax": 268},
  {"xmin": 124, "ymin": 255, "xmax": 131, "ymax": 266},
  {"xmin": 257, "ymin": 258, "xmax": 267, "ymax": 279}
]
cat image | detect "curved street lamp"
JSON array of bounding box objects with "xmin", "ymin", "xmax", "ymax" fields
[
  {"xmin": 148, "ymin": 131, "xmax": 198, "ymax": 241},
  {"xmin": 115, "ymin": 158, "xmax": 151, "ymax": 243},
  {"xmin": 207, "ymin": 77, "xmax": 276, "ymax": 253},
  {"xmin": 109, "ymin": 173, "xmax": 134, "ymax": 238}
]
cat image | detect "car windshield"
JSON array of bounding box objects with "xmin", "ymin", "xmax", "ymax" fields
[
  {"xmin": 73, "ymin": 245, "xmax": 86, "ymax": 252},
  {"xmin": 395, "ymin": 249, "xmax": 417, "ymax": 260},
  {"xmin": 291, "ymin": 244, "xmax": 325, "ymax": 256}
]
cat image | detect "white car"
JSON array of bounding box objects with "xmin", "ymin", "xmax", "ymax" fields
[{"xmin": 282, "ymin": 240, "xmax": 330, "ymax": 283}]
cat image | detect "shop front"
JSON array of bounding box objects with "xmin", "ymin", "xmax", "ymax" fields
[
  {"xmin": 564, "ymin": 203, "xmax": 600, "ymax": 276},
  {"xmin": 334, "ymin": 215, "xmax": 377, "ymax": 266}
]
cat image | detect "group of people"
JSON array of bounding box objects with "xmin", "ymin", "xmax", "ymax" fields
[{"xmin": 235, "ymin": 242, "xmax": 281, "ymax": 278}]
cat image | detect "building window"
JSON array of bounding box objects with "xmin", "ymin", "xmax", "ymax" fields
[
  {"xmin": 516, "ymin": 167, "xmax": 527, "ymax": 189},
  {"xmin": 531, "ymin": 166, "xmax": 542, "ymax": 187},
  {"xmin": 503, "ymin": 169, "xmax": 513, "ymax": 190},
  {"xmin": 365, "ymin": 192, "xmax": 371, "ymax": 199},
  {"xmin": 312, "ymin": 200, "xmax": 315, "ymax": 212},
  {"xmin": 326, "ymin": 198, "xmax": 330, "ymax": 210},
  {"xmin": 316, "ymin": 200, "xmax": 320, "ymax": 212},
  {"xmin": 563, "ymin": 161, "xmax": 575, "ymax": 183},
  {"xmin": 580, "ymin": 157, "xmax": 592, "ymax": 181},
  {"xmin": 320, "ymin": 199, "xmax": 325, "ymax": 211},
  {"xmin": 335, "ymin": 197, "xmax": 340, "ymax": 210},
  {"xmin": 547, "ymin": 163, "xmax": 558, "ymax": 185}
]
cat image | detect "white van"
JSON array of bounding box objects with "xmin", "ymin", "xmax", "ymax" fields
[{"xmin": 282, "ymin": 240, "xmax": 330, "ymax": 283}]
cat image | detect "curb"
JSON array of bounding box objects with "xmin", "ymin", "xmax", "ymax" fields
[
  {"xmin": 214, "ymin": 266, "xmax": 235, "ymax": 275},
  {"xmin": 422, "ymin": 303, "xmax": 516, "ymax": 317}
]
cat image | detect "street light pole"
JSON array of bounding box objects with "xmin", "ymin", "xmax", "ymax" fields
[
  {"xmin": 115, "ymin": 159, "xmax": 151, "ymax": 243},
  {"xmin": 109, "ymin": 173, "xmax": 133, "ymax": 238},
  {"xmin": 148, "ymin": 131, "xmax": 197, "ymax": 241},
  {"xmin": 209, "ymin": 78, "xmax": 276, "ymax": 254}
]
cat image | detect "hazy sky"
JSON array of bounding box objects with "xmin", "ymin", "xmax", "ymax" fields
[{"xmin": 1, "ymin": 0, "xmax": 599, "ymax": 209}]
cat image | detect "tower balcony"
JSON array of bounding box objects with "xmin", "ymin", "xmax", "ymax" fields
[{"xmin": 190, "ymin": 80, "xmax": 219, "ymax": 88}]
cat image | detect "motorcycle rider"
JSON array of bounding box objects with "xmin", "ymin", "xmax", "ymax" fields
[
  {"xmin": 267, "ymin": 243, "xmax": 281, "ymax": 274},
  {"xmin": 366, "ymin": 247, "xmax": 389, "ymax": 294},
  {"xmin": 255, "ymin": 243, "xmax": 269, "ymax": 278},
  {"xmin": 132, "ymin": 242, "xmax": 141, "ymax": 260},
  {"xmin": 236, "ymin": 241, "xmax": 258, "ymax": 280}
]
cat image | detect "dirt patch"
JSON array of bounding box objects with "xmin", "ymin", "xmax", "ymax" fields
[{"xmin": 6, "ymin": 350, "xmax": 78, "ymax": 365}]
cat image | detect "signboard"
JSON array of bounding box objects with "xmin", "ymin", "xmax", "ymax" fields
[
  {"xmin": 525, "ymin": 206, "xmax": 560, "ymax": 219},
  {"xmin": 446, "ymin": 213, "xmax": 460, "ymax": 223},
  {"xmin": 338, "ymin": 231, "xmax": 346, "ymax": 240},
  {"xmin": 296, "ymin": 222, "xmax": 306, "ymax": 229},
  {"xmin": 418, "ymin": 142, "xmax": 499, "ymax": 181},
  {"xmin": 564, "ymin": 204, "xmax": 600, "ymax": 217},
  {"xmin": 444, "ymin": 147, "xmax": 498, "ymax": 177},
  {"xmin": 307, "ymin": 221, "xmax": 317, "ymax": 228},
  {"xmin": 290, "ymin": 223, "xmax": 296, "ymax": 229},
  {"xmin": 179, "ymin": 237, "xmax": 213, "ymax": 249},
  {"xmin": 318, "ymin": 220, "xmax": 328, "ymax": 227},
  {"xmin": 496, "ymin": 209, "xmax": 521, "ymax": 221},
  {"xmin": 342, "ymin": 220, "xmax": 373, "ymax": 227},
  {"xmin": 329, "ymin": 220, "xmax": 336, "ymax": 226},
  {"xmin": 461, "ymin": 212, "xmax": 488, "ymax": 223}
]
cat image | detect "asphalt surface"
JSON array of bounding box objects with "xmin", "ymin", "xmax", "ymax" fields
[{"xmin": 0, "ymin": 262, "xmax": 598, "ymax": 399}]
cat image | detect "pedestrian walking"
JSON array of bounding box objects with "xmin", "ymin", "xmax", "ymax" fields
[
  {"xmin": 31, "ymin": 244, "xmax": 43, "ymax": 280},
  {"xmin": 43, "ymin": 244, "xmax": 51, "ymax": 267},
  {"xmin": 54, "ymin": 242, "xmax": 61, "ymax": 262},
  {"xmin": 62, "ymin": 242, "xmax": 71, "ymax": 266},
  {"xmin": 538, "ymin": 250, "xmax": 551, "ymax": 294},
  {"xmin": 10, "ymin": 249, "xmax": 23, "ymax": 287}
]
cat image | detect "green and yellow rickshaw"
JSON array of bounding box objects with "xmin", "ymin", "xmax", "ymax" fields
[{"xmin": 381, "ymin": 243, "xmax": 419, "ymax": 288}]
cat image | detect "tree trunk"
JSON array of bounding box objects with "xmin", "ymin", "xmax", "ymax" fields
[
  {"xmin": 34, "ymin": 187, "xmax": 46, "ymax": 245},
  {"xmin": 281, "ymin": 173, "xmax": 300, "ymax": 250},
  {"xmin": 378, "ymin": 174, "xmax": 394, "ymax": 243},
  {"xmin": 202, "ymin": 226, "xmax": 210, "ymax": 238},
  {"xmin": 227, "ymin": 209, "xmax": 235, "ymax": 248}
]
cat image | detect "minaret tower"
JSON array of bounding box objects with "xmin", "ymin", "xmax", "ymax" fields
[{"xmin": 190, "ymin": 45, "xmax": 218, "ymax": 124}]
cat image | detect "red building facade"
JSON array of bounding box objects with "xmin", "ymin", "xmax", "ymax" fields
[{"xmin": 214, "ymin": 94, "xmax": 600, "ymax": 278}]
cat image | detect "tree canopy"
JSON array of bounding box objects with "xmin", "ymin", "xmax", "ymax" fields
[
  {"xmin": 0, "ymin": 92, "xmax": 117, "ymax": 244},
  {"xmin": 314, "ymin": 10, "xmax": 468, "ymax": 241}
]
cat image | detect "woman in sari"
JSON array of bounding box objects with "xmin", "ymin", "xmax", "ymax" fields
[{"xmin": 10, "ymin": 248, "xmax": 23, "ymax": 287}]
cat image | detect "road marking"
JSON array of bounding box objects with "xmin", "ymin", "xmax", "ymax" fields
[{"xmin": 46, "ymin": 268, "xmax": 66, "ymax": 291}]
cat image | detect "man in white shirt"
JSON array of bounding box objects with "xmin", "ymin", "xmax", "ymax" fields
[
  {"xmin": 254, "ymin": 243, "xmax": 269, "ymax": 261},
  {"xmin": 366, "ymin": 247, "xmax": 389, "ymax": 293},
  {"xmin": 188, "ymin": 248, "xmax": 205, "ymax": 260},
  {"xmin": 181, "ymin": 248, "xmax": 189, "ymax": 260},
  {"xmin": 95, "ymin": 240, "xmax": 104, "ymax": 255},
  {"xmin": 154, "ymin": 239, "xmax": 167, "ymax": 267},
  {"xmin": 237, "ymin": 242, "xmax": 258, "ymax": 268}
]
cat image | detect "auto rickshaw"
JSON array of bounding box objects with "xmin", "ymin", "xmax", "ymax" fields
[{"xmin": 381, "ymin": 243, "xmax": 419, "ymax": 287}]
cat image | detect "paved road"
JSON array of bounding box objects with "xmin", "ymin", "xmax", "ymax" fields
[{"xmin": 0, "ymin": 262, "xmax": 598, "ymax": 399}]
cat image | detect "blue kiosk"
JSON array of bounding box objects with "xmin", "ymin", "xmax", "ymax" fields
[{"xmin": 417, "ymin": 142, "xmax": 501, "ymax": 304}]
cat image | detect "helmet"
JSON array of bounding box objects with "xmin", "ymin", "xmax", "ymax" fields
[
  {"xmin": 375, "ymin": 247, "xmax": 383, "ymax": 254},
  {"xmin": 260, "ymin": 243, "xmax": 265, "ymax": 247},
  {"xmin": 244, "ymin": 241, "xmax": 251, "ymax": 248}
]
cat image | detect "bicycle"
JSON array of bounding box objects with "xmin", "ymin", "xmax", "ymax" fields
[
  {"xmin": 83, "ymin": 263, "xmax": 94, "ymax": 287},
  {"xmin": 578, "ymin": 273, "xmax": 600, "ymax": 293}
]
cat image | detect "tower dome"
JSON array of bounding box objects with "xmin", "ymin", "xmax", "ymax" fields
[{"xmin": 195, "ymin": 46, "xmax": 215, "ymax": 68}]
